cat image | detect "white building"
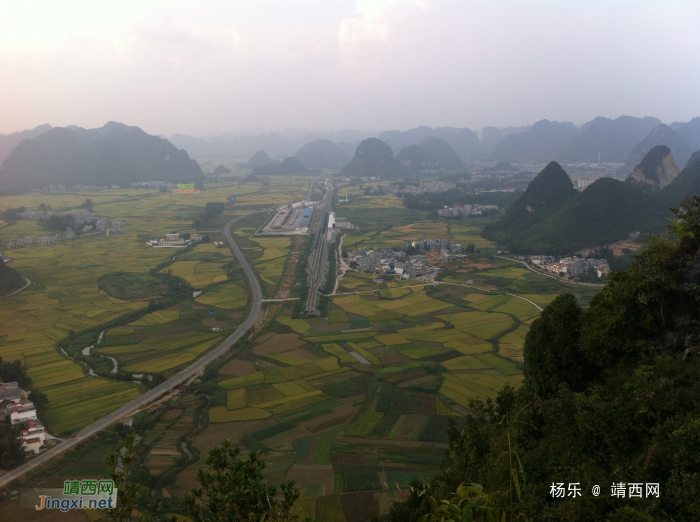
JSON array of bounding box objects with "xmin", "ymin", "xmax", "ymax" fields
[
  {"xmin": 166, "ymin": 232, "xmax": 180, "ymax": 241},
  {"xmin": 37, "ymin": 236, "xmax": 53, "ymax": 246},
  {"xmin": 9, "ymin": 400, "xmax": 37, "ymax": 424}
]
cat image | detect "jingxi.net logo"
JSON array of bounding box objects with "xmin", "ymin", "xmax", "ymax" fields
[{"xmin": 22, "ymin": 480, "xmax": 118, "ymax": 512}]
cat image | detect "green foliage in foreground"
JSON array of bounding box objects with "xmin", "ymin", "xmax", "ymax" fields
[
  {"xmin": 379, "ymin": 197, "xmax": 700, "ymax": 521},
  {"xmin": 182, "ymin": 440, "xmax": 303, "ymax": 522}
]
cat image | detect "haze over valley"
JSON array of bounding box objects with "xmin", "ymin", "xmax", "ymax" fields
[{"xmin": 1, "ymin": 2, "xmax": 700, "ymax": 522}]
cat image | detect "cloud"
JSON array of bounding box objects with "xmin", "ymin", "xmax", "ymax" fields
[{"xmin": 337, "ymin": 0, "xmax": 425, "ymax": 79}]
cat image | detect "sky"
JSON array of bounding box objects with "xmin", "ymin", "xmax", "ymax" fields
[{"xmin": 1, "ymin": 0, "xmax": 699, "ymax": 137}]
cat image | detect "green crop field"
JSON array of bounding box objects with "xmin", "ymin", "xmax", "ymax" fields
[
  {"xmin": 2, "ymin": 181, "xmax": 603, "ymax": 521},
  {"xmin": 346, "ymin": 411, "xmax": 385, "ymax": 436},
  {"xmin": 276, "ymin": 315, "xmax": 311, "ymax": 334},
  {"xmin": 195, "ymin": 283, "xmax": 247, "ymax": 310}
]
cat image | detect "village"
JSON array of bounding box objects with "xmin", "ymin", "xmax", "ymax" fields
[
  {"xmin": 5, "ymin": 210, "xmax": 122, "ymax": 250},
  {"xmin": 146, "ymin": 231, "xmax": 201, "ymax": 247},
  {"xmin": 0, "ymin": 382, "xmax": 49, "ymax": 456},
  {"xmin": 530, "ymin": 255, "xmax": 611, "ymax": 278},
  {"xmin": 345, "ymin": 238, "xmax": 470, "ymax": 279}
]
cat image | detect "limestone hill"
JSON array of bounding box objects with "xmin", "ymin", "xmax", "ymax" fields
[
  {"xmin": 0, "ymin": 122, "xmax": 202, "ymax": 194},
  {"xmin": 339, "ymin": 138, "xmax": 404, "ymax": 178}
]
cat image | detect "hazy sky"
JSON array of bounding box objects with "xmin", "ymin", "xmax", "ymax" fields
[{"xmin": 1, "ymin": 0, "xmax": 699, "ymax": 137}]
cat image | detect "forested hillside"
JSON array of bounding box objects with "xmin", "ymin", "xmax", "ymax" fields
[{"xmin": 380, "ymin": 197, "xmax": 700, "ymax": 521}]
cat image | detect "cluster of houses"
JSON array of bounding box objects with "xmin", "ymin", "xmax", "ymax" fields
[
  {"xmin": 403, "ymin": 238, "xmax": 464, "ymax": 254},
  {"xmin": 437, "ymin": 203, "xmax": 499, "ymax": 217},
  {"xmin": 531, "ymin": 255, "xmax": 610, "ymax": 278},
  {"xmin": 5, "ymin": 222, "xmax": 123, "ymax": 250},
  {"xmin": 365, "ymin": 181, "xmax": 457, "ymax": 196},
  {"xmin": 347, "ymin": 248, "xmax": 435, "ymax": 278},
  {"xmin": 147, "ymin": 232, "xmax": 201, "ymax": 247},
  {"xmin": 7, "ymin": 234, "xmax": 61, "ymax": 249},
  {"xmin": 0, "ymin": 382, "xmax": 46, "ymax": 455}
]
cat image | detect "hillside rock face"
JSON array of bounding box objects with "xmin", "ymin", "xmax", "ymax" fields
[
  {"xmin": 340, "ymin": 138, "xmax": 404, "ymax": 178},
  {"xmin": 624, "ymin": 124, "xmax": 693, "ymax": 173},
  {"xmin": 396, "ymin": 144, "xmax": 439, "ymax": 171},
  {"xmin": 247, "ymin": 150, "xmax": 274, "ymax": 168},
  {"xmin": 627, "ymin": 145, "xmax": 680, "ymax": 189},
  {"xmin": 418, "ymin": 137, "xmax": 464, "ymax": 170},
  {"xmin": 0, "ymin": 124, "xmax": 52, "ymax": 165},
  {"xmin": 558, "ymin": 115, "xmax": 661, "ymax": 163},
  {"xmin": 490, "ymin": 120, "xmax": 579, "ymax": 163},
  {"xmin": 0, "ymin": 122, "xmax": 202, "ymax": 194},
  {"xmin": 293, "ymin": 139, "xmax": 350, "ymax": 169},
  {"xmin": 252, "ymin": 156, "xmax": 307, "ymax": 176}
]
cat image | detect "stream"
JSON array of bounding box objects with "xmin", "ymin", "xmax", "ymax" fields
[{"xmin": 80, "ymin": 330, "xmax": 119, "ymax": 375}]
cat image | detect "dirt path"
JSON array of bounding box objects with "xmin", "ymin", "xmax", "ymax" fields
[
  {"xmin": 332, "ymin": 234, "xmax": 350, "ymax": 295},
  {"xmin": 0, "ymin": 277, "xmax": 31, "ymax": 299}
]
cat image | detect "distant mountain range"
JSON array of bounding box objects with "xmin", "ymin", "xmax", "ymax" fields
[
  {"xmin": 0, "ymin": 122, "xmax": 202, "ymax": 194},
  {"xmin": 252, "ymin": 157, "xmax": 308, "ymax": 176},
  {"xmin": 292, "ymin": 140, "xmax": 350, "ymax": 169},
  {"xmin": 483, "ymin": 147, "xmax": 700, "ymax": 254},
  {"xmin": 2, "ymin": 115, "xmax": 699, "ymax": 183},
  {"xmin": 0, "ymin": 124, "xmax": 52, "ymax": 165},
  {"xmin": 340, "ymin": 138, "xmax": 405, "ymax": 178}
]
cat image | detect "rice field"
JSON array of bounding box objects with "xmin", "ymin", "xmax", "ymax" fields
[
  {"xmin": 195, "ymin": 283, "xmax": 247, "ymax": 310},
  {"xmin": 276, "ymin": 315, "xmax": 311, "ymax": 334}
]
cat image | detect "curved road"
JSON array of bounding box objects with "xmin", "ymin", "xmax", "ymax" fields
[{"xmin": 0, "ymin": 210, "xmax": 269, "ymax": 488}]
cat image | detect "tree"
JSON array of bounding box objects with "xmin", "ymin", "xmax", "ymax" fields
[
  {"xmin": 0, "ymin": 355, "xmax": 32, "ymax": 388},
  {"xmin": 105, "ymin": 433, "xmax": 161, "ymax": 522},
  {"xmin": 182, "ymin": 440, "xmax": 301, "ymax": 522},
  {"xmin": 82, "ymin": 198, "xmax": 94, "ymax": 209},
  {"xmin": 0, "ymin": 423, "xmax": 24, "ymax": 468},
  {"xmin": 29, "ymin": 390, "xmax": 49, "ymax": 410},
  {"xmin": 523, "ymin": 293, "xmax": 596, "ymax": 397}
]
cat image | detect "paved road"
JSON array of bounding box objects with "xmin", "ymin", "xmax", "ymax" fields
[
  {"xmin": 0, "ymin": 210, "xmax": 269, "ymax": 488},
  {"xmin": 0, "ymin": 277, "xmax": 32, "ymax": 299},
  {"xmin": 496, "ymin": 255, "xmax": 604, "ymax": 287}
]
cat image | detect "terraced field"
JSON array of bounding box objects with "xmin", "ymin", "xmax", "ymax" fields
[{"xmin": 0, "ymin": 175, "xmax": 313, "ymax": 434}]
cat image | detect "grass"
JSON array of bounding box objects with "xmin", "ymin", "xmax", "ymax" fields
[
  {"xmin": 316, "ymin": 426, "xmax": 342, "ymax": 463},
  {"xmin": 346, "ymin": 411, "xmax": 384, "ymax": 436},
  {"xmin": 321, "ymin": 343, "xmax": 356, "ymax": 363},
  {"xmin": 393, "ymin": 344, "xmax": 452, "ymax": 360},
  {"xmin": 276, "ymin": 315, "xmax": 311, "ymax": 334},
  {"xmin": 327, "ymin": 309, "xmax": 349, "ymax": 323},
  {"xmin": 195, "ymin": 283, "xmax": 247, "ymax": 310},
  {"xmin": 347, "ymin": 342, "xmax": 381, "ymax": 365},
  {"xmin": 441, "ymin": 355, "xmax": 492, "ymax": 370},
  {"xmin": 209, "ymin": 406, "xmax": 271, "ymax": 422},
  {"xmin": 129, "ymin": 310, "xmax": 180, "ymax": 326},
  {"xmin": 106, "ymin": 328, "xmax": 134, "ymax": 336},
  {"xmin": 473, "ymin": 353, "xmax": 522, "ymax": 375},
  {"xmin": 42, "ymin": 378, "xmax": 141, "ymax": 434},
  {"xmin": 304, "ymin": 331, "xmax": 377, "ymax": 343},
  {"xmin": 219, "ymin": 371, "xmax": 266, "ymax": 390},
  {"xmin": 226, "ymin": 389, "xmax": 247, "ymax": 410}
]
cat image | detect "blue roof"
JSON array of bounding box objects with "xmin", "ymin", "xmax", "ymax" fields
[{"xmin": 302, "ymin": 207, "xmax": 313, "ymax": 217}]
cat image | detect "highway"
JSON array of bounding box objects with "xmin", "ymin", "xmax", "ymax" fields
[
  {"xmin": 0, "ymin": 209, "xmax": 270, "ymax": 488},
  {"xmin": 305, "ymin": 179, "xmax": 334, "ymax": 313}
]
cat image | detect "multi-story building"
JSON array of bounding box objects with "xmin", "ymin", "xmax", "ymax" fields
[{"xmin": 37, "ymin": 236, "xmax": 53, "ymax": 246}]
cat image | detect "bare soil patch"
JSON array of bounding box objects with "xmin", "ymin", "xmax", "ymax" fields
[
  {"xmin": 254, "ymin": 333, "xmax": 306, "ymax": 355},
  {"xmin": 297, "ymin": 405, "xmax": 360, "ymax": 433},
  {"xmin": 287, "ymin": 463, "xmax": 334, "ymax": 485},
  {"xmin": 192, "ymin": 417, "xmax": 278, "ymax": 452},
  {"xmin": 218, "ymin": 358, "xmax": 256, "ymax": 376}
]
